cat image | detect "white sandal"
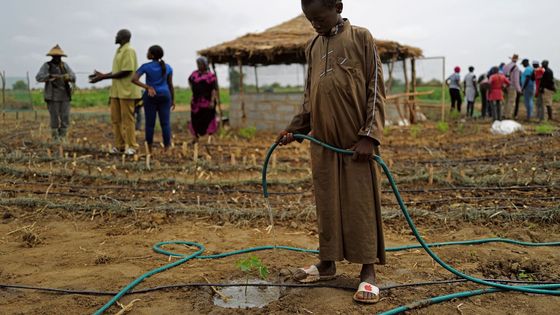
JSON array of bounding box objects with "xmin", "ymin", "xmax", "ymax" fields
[
  {"xmin": 295, "ymin": 265, "xmax": 336, "ymax": 283},
  {"xmin": 353, "ymin": 281, "xmax": 380, "ymax": 304}
]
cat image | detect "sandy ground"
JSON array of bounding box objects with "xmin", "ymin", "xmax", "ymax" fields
[{"xmin": 0, "ymin": 116, "xmax": 559, "ymax": 314}]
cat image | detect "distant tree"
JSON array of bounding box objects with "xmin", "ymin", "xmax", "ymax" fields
[{"xmin": 12, "ymin": 80, "xmax": 28, "ymax": 91}]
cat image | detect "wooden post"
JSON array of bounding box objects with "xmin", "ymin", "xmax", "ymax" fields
[
  {"xmin": 211, "ymin": 62, "xmax": 223, "ymax": 126},
  {"xmin": 441, "ymin": 57, "xmax": 447, "ymax": 122},
  {"xmin": 410, "ymin": 58, "xmax": 417, "ymax": 124},
  {"xmin": 0, "ymin": 70, "xmax": 5, "ymax": 108},
  {"xmin": 26, "ymin": 72, "xmax": 33, "ymax": 109},
  {"xmin": 238, "ymin": 57, "xmax": 246, "ymax": 120},
  {"xmin": 402, "ymin": 59, "xmax": 410, "ymax": 124},
  {"xmin": 386, "ymin": 61, "xmax": 395, "ymax": 93}
]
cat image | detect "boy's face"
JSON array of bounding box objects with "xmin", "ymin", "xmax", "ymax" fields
[{"xmin": 302, "ymin": 1, "xmax": 342, "ymax": 36}]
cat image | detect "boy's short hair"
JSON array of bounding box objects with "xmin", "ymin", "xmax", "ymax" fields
[{"xmin": 302, "ymin": 0, "xmax": 342, "ymax": 8}]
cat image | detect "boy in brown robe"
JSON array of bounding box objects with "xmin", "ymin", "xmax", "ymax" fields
[{"xmin": 277, "ymin": 0, "xmax": 386, "ymax": 304}]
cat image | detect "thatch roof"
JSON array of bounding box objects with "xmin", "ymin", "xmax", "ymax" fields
[{"xmin": 199, "ymin": 15, "xmax": 423, "ymax": 65}]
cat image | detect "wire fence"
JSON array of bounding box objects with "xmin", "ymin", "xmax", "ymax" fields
[{"xmin": 0, "ymin": 71, "xmax": 33, "ymax": 111}]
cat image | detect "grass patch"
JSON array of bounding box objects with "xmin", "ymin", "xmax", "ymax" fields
[
  {"xmin": 535, "ymin": 123, "xmax": 555, "ymax": 135},
  {"xmin": 31, "ymin": 87, "xmax": 230, "ymax": 108}
]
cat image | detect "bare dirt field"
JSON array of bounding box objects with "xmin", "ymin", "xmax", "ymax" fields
[{"xmin": 0, "ymin": 113, "xmax": 559, "ymax": 314}]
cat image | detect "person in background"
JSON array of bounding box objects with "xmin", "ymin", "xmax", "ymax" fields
[
  {"xmin": 36, "ymin": 45, "xmax": 76, "ymax": 142},
  {"xmin": 498, "ymin": 62, "xmax": 506, "ymax": 74},
  {"xmin": 520, "ymin": 59, "xmax": 535, "ymax": 121},
  {"xmin": 478, "ymin": 74, "xmax": 491, "ymax": 118},
  {"xmin": 540, "ymin": 60, "xmax": 557, "ymax": 121},
  {"xmin": 533, "ymin": 61, "xmax": 546, "ymax": 122},
  {"xmin": 89, "ymin": 29, "xmax": 142, "ymax": 156},
  {"xmin": 463, "ymin": 66, "xmax": 477, "ymax": 118},
  {"xmin": 487, "ymin": 66, "xmax": 510, "ymax": 121},
  {"xmin": 446, "ymin": 66, "xmax": 462, "ymax": 113},
  {"xmin": 188, "ymin": 56, "xmax": 219, "ymax": 143},
  {"xmin": 503, "ymin": 54, "xmax": 522, "ymax": 120},
  {"xmin": 131, "ymin": 45, "xmax": 175, "ymax": 152}
]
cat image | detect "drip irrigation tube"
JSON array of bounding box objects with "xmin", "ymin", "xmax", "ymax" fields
[{"xmin": 82, "ymin": 134, "xmax": 559, "ymax": 314}]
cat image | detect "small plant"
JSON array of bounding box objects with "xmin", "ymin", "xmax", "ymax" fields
[
  {"xmin": 535, "ymin": 123, "xmax": 554, "ymax": 135},
  {"xmin": 236, "ymin": 255, "xmax": 269, "ymax": 298},
  {"xmin": 409, "ymin": 125, "xmax": 421, "ymax": 138},
  {"xmin": 449, "ymin": 109, "xmax": 461, "ymax": 120},
  {"xmin": 436, "ymin": 121, "xmax": 449, "ymax": 133},
  {"xmin": 238, "ymin": 126, "xmax": 257, "ymax": 140},
  {"xmin": 383, "ymin": 126, "xmax": 391, "ymax": 137}
]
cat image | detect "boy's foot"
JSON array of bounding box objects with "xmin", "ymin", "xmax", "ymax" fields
[
  {"xmin": 353, "ymin": 282, "xmax": 380, "ymax": 304},
  {"xmin": 353, "ymin": 264, "xmax": 379, "ymax": 303},
  {"xmin": 293, "ymin": 261, "xmax": 336, "ymax": 283}
]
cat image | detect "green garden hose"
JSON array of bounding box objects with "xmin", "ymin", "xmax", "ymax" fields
[{"xmin": 94, "ymin": 134, "xmax": 559, "ymax": 315}]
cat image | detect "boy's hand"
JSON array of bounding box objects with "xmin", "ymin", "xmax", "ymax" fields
[
  {"xmin": 276, "ymin": 130, "xmax": 295, "ymax": 146},
  {"xmin": 350, "ymin": 137, "xmax": 377, "ymax": 162}
]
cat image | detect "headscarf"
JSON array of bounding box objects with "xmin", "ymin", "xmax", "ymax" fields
[
  {"xmin": 454, "ymin": 66, "xmax": 461, "ymax": 73},
  {"xmin": 197, "ymin": 56, "xmax": 209, "ymax": 69}
]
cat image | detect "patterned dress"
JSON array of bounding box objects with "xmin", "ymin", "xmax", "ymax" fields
[{"xmin": 188, "ymin": 70, "xmax": 218, "ymax": 137}]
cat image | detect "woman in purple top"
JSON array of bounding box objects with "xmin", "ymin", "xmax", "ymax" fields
[
  {"xmin": 188, "ymin": 57, "xmax": 219, "ymax": 142},
  {"xmin": 132, "ymin": 45, "xmax": 175, "ymax": 152}
]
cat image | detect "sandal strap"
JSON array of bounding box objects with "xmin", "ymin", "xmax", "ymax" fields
[
  {"xmin": 357, "ymin": 282, "xmax": 380, "ymax": 296},
  {"xmin": 299, "ymin": 265, "xmax": 320, "ymax": 277}
]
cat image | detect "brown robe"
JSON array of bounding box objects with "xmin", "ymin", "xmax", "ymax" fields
[{"xmin": 286, "ymin": 20, "xmax": 386, "ymax": 265}]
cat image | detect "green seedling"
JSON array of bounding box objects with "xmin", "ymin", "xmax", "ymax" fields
[
  {"xmin": 436, "ymin": 121, "xmax": 449, "ymax": 134},
  {"xmin": 535, "ymin": 123, "xmax": 554, "ymax": 135},
  {"xmin": 449, "ymin": 109, "xmax": 461, "ymax": 120},
  {"xmin": 236, "ymin": 255, "xmax": 269, "ymax": 298},
  {"xmin": 238, "ymin": 126, "xmax": 257, "ymax": 140},
  {"xmin": 409, "ymin": 125, "xmax": 421, "ymax": 138}
]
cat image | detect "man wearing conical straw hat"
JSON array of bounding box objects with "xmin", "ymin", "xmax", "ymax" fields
[{"xmin": 36, "ymin": 44, "xmax": 76, "ymax": 142}]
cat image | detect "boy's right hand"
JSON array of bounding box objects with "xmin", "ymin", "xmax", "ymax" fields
[{"xmin": 276, "ymin": 130, "xmax": 295, "ymax": 146}]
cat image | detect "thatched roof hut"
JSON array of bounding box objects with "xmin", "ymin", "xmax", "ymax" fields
[{"xmin": 199, "ymin": 15, "xmax": 423, "ymax": 65}]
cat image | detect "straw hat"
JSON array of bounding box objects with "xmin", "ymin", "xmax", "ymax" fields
[{"xmin": 46, "ymin": 44, "xmax": 67, "ymax": 57}]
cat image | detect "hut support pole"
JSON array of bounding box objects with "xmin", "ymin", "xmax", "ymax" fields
[
  {"xmin": 410, "ymin": 58, "xmax": 417, "ymax": 124},
  {"xmin": 211, "ymin": 62, "xmax": 223, "ymax": 124},
  {"xmin": 238, "ymin": 58, "xmax": 246, "ymax": 120}
]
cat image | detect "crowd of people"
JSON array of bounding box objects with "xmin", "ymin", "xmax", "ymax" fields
[
  {"xmin": 446, "ymin": 54, "xmax": 557, "ymax": 122},
  {"xmin": 36, "ymin": 31, "xmax": 220, "ymax": 154}
]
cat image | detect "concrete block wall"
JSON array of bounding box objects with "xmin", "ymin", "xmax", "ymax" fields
[{"xmin": 230, "ymin": 93, "xmax": 303, "ymax": 132}]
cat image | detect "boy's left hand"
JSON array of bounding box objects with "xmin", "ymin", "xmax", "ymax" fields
[{"xmin": 350, "ymin": 137, "xmax": 377, "ymax": 162}]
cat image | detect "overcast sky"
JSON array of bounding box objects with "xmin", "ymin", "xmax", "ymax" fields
[{"xmin": 1, "ymin": 0, "xmax": 558, "ymax": 87}]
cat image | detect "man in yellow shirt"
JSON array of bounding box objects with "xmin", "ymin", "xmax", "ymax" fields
[{"xmin": 90, "ymin": 29, "xmax": 141, "ymax": 155}]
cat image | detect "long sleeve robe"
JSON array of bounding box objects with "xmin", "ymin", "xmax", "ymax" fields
[{"xmin": 286, "ymin": 20, "xmax": 386, "ymax": 264}]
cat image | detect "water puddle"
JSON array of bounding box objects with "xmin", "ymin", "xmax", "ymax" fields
[{"xmin": 213, "ymin": 279, "xmax": 281, "ymax": 309}]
